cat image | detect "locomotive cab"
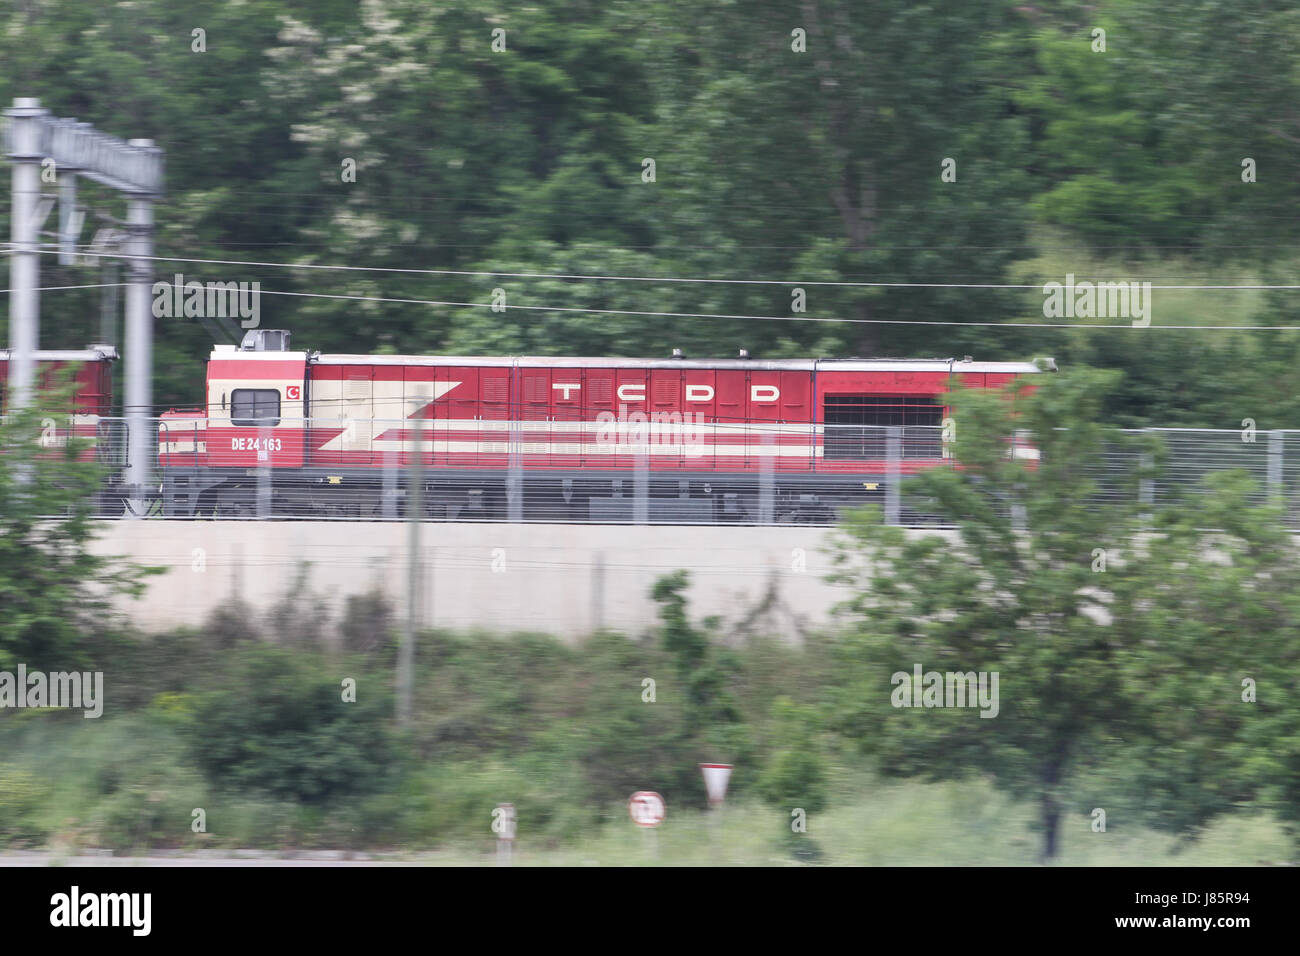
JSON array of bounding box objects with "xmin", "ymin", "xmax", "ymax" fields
[{"xmin": 203, "ymin": 330, "xmax": 307, "ymax": 469}]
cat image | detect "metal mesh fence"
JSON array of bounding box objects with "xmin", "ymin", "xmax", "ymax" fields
[
  {"xmin": 50, "ymin": 417, "xmax": 1300, "ymax": 526},
  {"xmin": 1141, "ymin": 428, "xmax": 1276, "ymax": 512}
]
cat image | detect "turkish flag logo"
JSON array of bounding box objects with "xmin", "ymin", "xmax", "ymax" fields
[{"xmin": 286, "ymin": 385, "xmax": 301, "ymax": 400}]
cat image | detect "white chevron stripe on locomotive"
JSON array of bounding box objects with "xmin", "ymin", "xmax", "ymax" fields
[
  {"xmin": 366, "ymin": 440, "xmax": 826, "ymax": 457},
  {"xmin": 314, "ymin": 380, "xmax": 462, "ymax": 451}
]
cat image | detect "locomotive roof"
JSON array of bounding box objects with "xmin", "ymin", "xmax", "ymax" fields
[
  {"xmin": 302, "ymin": 354, "xmax": 1049, "ymax": 374},
  {"xmin": 0, "ymin": 346, "xmax": 119, "ymax": 362}
]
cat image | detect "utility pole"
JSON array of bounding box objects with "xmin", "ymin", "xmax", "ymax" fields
[
  {"xmin": 100, "ymin": 253, "xmax": 118, "ymax": 346},
  {"xmin": 123, "ymin": 149, "xmax": 157, "ymax": 516},
  {"xmin": 5, "ymin": 101, "xmax": 163, "ymax": 510},
  {"xmin": 5, "ymin": 97, "xmax": 48, "ymax": 413},
  {"xmin": 400, "ymin": 409, "xmax": 425, "ymax": 725}
]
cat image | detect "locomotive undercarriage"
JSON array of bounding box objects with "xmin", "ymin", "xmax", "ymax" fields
[{"xmin": 160, "ymin": 467, "xmax": 887, "ymax": 525}]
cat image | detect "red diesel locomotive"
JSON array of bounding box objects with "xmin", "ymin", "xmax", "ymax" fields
[
  {"xmin": 0, "ymin": 344, "xmax": 120, "ymax": 457},
  {"xmin": 156, "ymin": 330, "xmax": 1052, "ymax": 522},
  {"xmin": 0, "ymin": 344, "xmax": 117, "ymax": 418},
  {"xmin": 0, "ymin": 344, "xmax": 127, "ymax": 512}
]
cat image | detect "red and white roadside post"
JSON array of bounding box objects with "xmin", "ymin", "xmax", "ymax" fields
[
  {"xmin": 629, "ymin": 791, "xmax": 666, "ymax": 862},
  {"xmin": 494, "ymin": 802, "xmax": 516, "ymax": 866},
  {"xmin": 699, "ymin": 763, "xmax": 732, "ymax": 863},
  {"xmin": 699, "ymin": 763, "xmax": 732, "ymax": 808}
]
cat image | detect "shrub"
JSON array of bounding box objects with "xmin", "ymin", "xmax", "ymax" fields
[
  {"xmin": 184, "ymin": 643, "xmax": 400, "ymax": 803},
  {"xmin": 759, "ymin": 748, "xmax": 827, "ymax": 814},
  {"xmin": 0, "ymin": 764, "xmax": 49, "ymax": 846}
]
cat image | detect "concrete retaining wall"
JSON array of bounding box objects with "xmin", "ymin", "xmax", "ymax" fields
[{"xmin": 89, "ymin": 521, "xmax": 902, "ymax": 640}]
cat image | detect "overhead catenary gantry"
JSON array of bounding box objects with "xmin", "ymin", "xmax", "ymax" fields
[{"xmin": 3, "ymin": 97, "xmax": 164, "ymax": 515}]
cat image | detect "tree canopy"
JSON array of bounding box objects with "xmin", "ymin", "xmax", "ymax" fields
[
  {"xmin": 829, "ymin": 368, "xmax": 1300, "ymax": 859},
  {"xmin": 2, "ymin": 0, "xmax": 1298, "ymax": 426}
]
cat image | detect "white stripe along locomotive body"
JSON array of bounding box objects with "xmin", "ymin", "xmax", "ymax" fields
[{"xmin": 157, "ymin": 330, "xmax": 1051, "ymax": 521}]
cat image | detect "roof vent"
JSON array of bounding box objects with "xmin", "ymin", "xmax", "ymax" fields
[
  {"xmin": 240, "ymin": 329, "xmax": 291, "ymax": 352},
  {"xmin": 738, "ymin": 349, "xmax": 750, "ymax": 359},
  {"xmin": 671, "ymin": 348, "xmax": 684, "ymax": 359}
]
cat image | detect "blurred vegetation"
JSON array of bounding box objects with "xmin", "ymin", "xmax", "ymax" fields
[
  {"xmin": 1, "ymin": 1, "xmax": 1299, "ymax": 865},
  {"xmin": 829, "ymin": 367, "xmax": 1300, "ymax": 860},
  {"xmin": 0, "ymin": 388, "xmax": 160, "ymax": 673},
  {"xmin": 0, "ymin": 402, "xmax": 1297, "ymax": 865},
  {"xmin": 2, "ymin": 1, "xmax": 1300, "ymax": 427},
  {"xmin": 0, "ymin": 571, "xmax": 839, "ymax": 854},
  {"xmin": 0, "ymin": 590, "xmax": 1293, "ymax": 862}
]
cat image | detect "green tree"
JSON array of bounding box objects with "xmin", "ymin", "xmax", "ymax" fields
[
  {"xmin": 651, "ymin": 570, "xmax": 750, "ymax": 794},
  {"xmin": 256, "ymin": 0, "xmax": 664, "ymax": 358},
  {"xmin": 1017, "ymin": 0, "xmax": 1300, "ymax": 257},
  {"xmin": 829, "ymin": 367, "xmax": 1300, "ymax": 860},
  {"xmin": 0, "ymin": 0, "xmax": 321, "ymax": 407},
  {"xmin": 652, "ymin": 571, "xmax": 743, "ymax": 730},
  {"xmin": 758, "ymin": 697, "xmax": 827, "ymax": 815},
  {"xmin": 0, "ymin": 396, "xmax": 157, "ymax": 671},
  {"xmin": 649, "ymin": 0, "xmax": 1036, "ymax": 358}
]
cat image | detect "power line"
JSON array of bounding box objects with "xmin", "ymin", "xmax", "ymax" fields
[
  {"xmin": 4, "ymin": 269, "xmax": 1292, "ymax": 330},
  {"xmin": 10, "ymin": 231, "xmax": 1300, "ymax": 258},
  {"xmin": 247, "ymin": 287, "xmax": 1300, "ymax": 330},
  {"xmin": 7, "ymin": 249, "xmax": 1300, "ymax": 329},
  {"xmin": 0, "ymin": 282, "xmax": 128, "ymax": 293},
  {"xmin": 14, "ymin": 245, "xmax": 1300, "ymax": 292}
]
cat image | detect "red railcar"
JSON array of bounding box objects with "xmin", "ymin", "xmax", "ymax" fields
[
  {"xmin": 0, "ymin": 345, "xmax": 119, "ymax": 462},
  {"xmin": 158, "ymin": 330, "xmax": 1052, "ymax": 521},
  {"xmin": 0, "ymin": 345, "xmax": 116, "ymax": 415}
]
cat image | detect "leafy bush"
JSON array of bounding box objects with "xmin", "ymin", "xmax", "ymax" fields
[
  {"xmin": 185, "ymin": 643, "xmax": 399, "ymax": 803},
  {"xmin": 0, "ymin": 763, "xmax": 50, "ymax": 846},
  {"xmin": 759, "ymin": 749, "xmax": 827, "ymax": 815},
  {"xmin": 93, "ymin": 785, "xmax": 190, "ymax": 851}
]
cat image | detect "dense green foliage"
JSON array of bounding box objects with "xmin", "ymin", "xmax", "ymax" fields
[
  {"xmin": 0, "ymin": 579, "xmax": 839, "ymax": 852},
  {"xmin": 0, "ymin": 437, "xmax": 1294, "ymax": 860},
  {"xmin": 2, "ymin": 0, "xmax": 1298, "ymax": 865},
  {"xmin": 186, "ymin": 642, "xmax": 398, "ymax": 802},
  {"xmin": 3, "ymin": 1, "xmax": 1300, "ymax": 425},
  {"xmin": 829, "ymin": 368, "xmax": 1300, "ymax": 859},
  {"xmin": 0, "ymin": 390, "xmax": 156, "ymax": 670},
  {"xmin": 0, "ymin": 555, "xmax": 1294, "ymax": 860}
]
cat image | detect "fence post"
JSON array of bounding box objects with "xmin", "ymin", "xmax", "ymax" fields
[
  {"xmin": 634, "ymin": 450, "xmax": 649, "ymax": 525},
  {"xmin": 383, "ymin": 443, "xmax": 397, "ymax": 519},
  {"xmin": 885, "ymin": 426, "xmax": 901, "ymax": 526},
  {"xmin": 400, "ymin": 415, "xmax": 424, "ymax": 727},
  {"xmin": 507, "ymin": 416, "xmax": 523, "ymax": 523},
  {"xmin": 257, "ymin": 424, "xmax": 271, "ymax": 518},
  {"xmin": 759, "ymin": 431, "xmax": 774, "ymax": 525},
  {"xmin": 1139, "ymin": 451, "xmax": 1154, "ymax": 524},
  {"xmin": 590, "ymin": 551, "xmax": 605, "ymax": 634},
  {"xmin": 1269, "ymin": 429, "xmax": 1284, "ymax": 505}
]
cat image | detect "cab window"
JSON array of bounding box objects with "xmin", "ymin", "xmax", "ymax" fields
[{"xmin": 231, "ymin": 388, "xmax": 281, "ymax": 426}]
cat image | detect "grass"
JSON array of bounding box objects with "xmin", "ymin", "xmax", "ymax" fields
[
  {"xmin": 460, "ymin": 782, "xmax": 1292, "ymax": 867},
  {"xmin": 1, "ymin": 711, "xmax": 1291, "ymax": 865}
]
